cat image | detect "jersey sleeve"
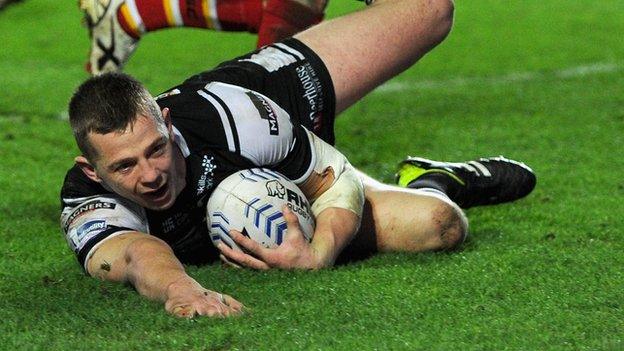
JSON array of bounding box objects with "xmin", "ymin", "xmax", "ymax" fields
[{"xmin": 61, "ymin": 194, "xmax": 148, "ymax": 272}]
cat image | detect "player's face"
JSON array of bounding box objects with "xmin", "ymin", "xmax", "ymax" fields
[{"xmin": 86, "ymin": 113, "xmax": 186, "ymax": 210}]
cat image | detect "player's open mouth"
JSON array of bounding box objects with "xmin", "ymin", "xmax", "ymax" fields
[{"xmin": 145, "ymin": 183, "xmax": 169, "ymax": 201}]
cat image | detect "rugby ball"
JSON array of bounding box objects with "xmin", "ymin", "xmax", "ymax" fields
[{"xmin": 206, "ymin": 168, "xmax": 315, "ymax": 251}]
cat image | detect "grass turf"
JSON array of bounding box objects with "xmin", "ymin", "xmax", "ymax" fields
[{"xmin": 1, "ymin": 0, "xmax": 623, "ymax": 349}]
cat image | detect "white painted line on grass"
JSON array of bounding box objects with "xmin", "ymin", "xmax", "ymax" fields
[
  {"xmin": 375, "ymin": 62, "xmax": 622, "ymax": 93},
  {"xmin": 555, "ymin": 62, "xmax": 619, "ymax": 78}
]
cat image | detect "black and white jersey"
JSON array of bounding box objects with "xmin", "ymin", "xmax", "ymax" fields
[{"xmin": 60, "ymin": 39, "xmax": 336, "ymax": 271}]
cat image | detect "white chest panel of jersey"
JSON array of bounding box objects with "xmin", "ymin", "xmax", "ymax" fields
[{"xmin": 196, "ymin": 82, "xmax": 296, "ymax": 167}]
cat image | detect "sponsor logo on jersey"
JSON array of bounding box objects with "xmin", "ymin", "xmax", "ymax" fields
[
  {"xmin": 296, "ymin": 63, "xmax": 324, "ymax": 132},
  {"xmin": 266, "ymin": 180, "xmax": 286, "ymax": 199},
  {"xmin": 239, "ymin": 46, "xmax": 297, "ymax": 72},
  {"xmin": 77, "ymin": 219, "xmax": 107, "ymax": 236},
  {"xmin": 246, "ymin": 92, "xmax": 279, "ymax": 135},
  {"xmin": 64, "ymin": 200, "xmax": 117, "ymax": 232},
  {"xmin": 68, "ymin": 219, "xmax": 108, "ymax": 251},
  {"xmin": 74, "ymin": 219, "xmax": 106, "ymax": 243},
  {"xmin": 197, "ymin": 155, "xmax": 217, "ymax": 195}
]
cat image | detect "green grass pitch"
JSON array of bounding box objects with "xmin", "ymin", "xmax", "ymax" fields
[{"xmin": 1, "ymin": 0, "xmax": 623, "ymax": 349}]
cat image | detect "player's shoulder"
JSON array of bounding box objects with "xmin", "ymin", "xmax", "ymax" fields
[
  {"xmin": 153, "ymin": 81, "xmax": 228, "ymax": 148},
  {"xmin": 156, "ymin": 80, "xmax": 298, "ymax": 159}
]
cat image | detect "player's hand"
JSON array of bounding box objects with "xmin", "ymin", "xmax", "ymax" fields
[
  {"xmin": 164, "ymin": 278, "xmax": 245, "ymax": 318},
  {"xmin": 218, "ymin": 206, "xmax": 323, "ymax": 270}
]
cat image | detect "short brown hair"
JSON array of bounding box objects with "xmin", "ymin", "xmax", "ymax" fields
[{"xmin": 68, "ymin": 73, "xmax": 163, "ymax": 161}]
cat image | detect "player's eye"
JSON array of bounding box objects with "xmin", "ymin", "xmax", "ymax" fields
[
  {"xmin": 115, "ymin": 162, "xmax": 134, "ymax": 174},
  {"xmin": 151, "ymin": 143, "xmax": 166, "ymax": 157}
]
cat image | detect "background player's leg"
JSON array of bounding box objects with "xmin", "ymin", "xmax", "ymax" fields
[
  {"xmin": 294, "ymin": 0, "xmax": 454, "ymax": 113},
  {"xmin": 354, "ymin": 170, "xmax": 468, "ymax": 254},
  {"xmin": 116, "ymin": 0, "xmax": 324, "ymax": 43},
  {"xmin": 115, "ymin": 0, "xmax": 264, "ymax": 37},
  {"xmin": 83, "ymin": 0, "xmax": 324, "ymax": 74},
  {"xmin": 256, "ymin": 0, "xmax": 326, "ymax": 47}
]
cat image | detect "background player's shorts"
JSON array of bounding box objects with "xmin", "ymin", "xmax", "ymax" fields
[{"xmin": 184, "ymin": 38, "xmax": 337, "ymax": 145}]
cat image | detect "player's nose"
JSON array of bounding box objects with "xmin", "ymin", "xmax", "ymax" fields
[{"xmin": 138, "ymin": 160, "xmax": 163, "ymax": 186}]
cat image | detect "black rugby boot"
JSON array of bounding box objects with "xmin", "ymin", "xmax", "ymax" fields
[{"xmin": 396, "ymin": 156, "xmax": 537, "ymax": 209}]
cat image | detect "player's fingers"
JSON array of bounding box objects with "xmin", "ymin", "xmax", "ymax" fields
[
  {"xmin": 222, "ymin": 294, "xmax": 246, "ymax": 314},
  {"xmin": 212, "ymin": 303, "xmax": 228, "ymax": 317},
  {"xmin": 200, "ymin": 305, "xmax": 225, "ymax": 318},
  {"xmin": 218, "ymin": 243, "xmax": 270, "ymax": 270},
  {"xmin": 226, "ymin": 231, "xmax": 271, "ymax": 262},
  {"xmin": 220, "ymin": 254, "xmax": 243, "ymax": 268},
  {"xmin": 170, "ymin": 305, "xmax": 197, "ymax": 319},
  {"xmin": 209, "ymin": 295, "xmax": 243, "ymax": 317},
  {"xmin": 237, "ymin": 253, "xmax": 271, "ymax": 270},
  {"xmin": 230, "ymin": 230, "xmax": 267, "ymax": 256},
  {"xmin": 217, "ymin": 241, "xmax": 239, "ymax": 258},
  {"xmin": 282, "ymin": 205, "xmax": 301, "ymax": 228},
  {"xmin": 281, "ymin": 206, "xmax": 306, "ymax": 244},
  {"xmin": 219, "ymin": 302, "xmax": 233, "ymax": 317},
  {"xmin": 195, "ymin": 298, "xmax": 226, "ymax": 318},
  {"xmin": 211, "ymin": 293, "xmax": 232, "ymax": 317}
]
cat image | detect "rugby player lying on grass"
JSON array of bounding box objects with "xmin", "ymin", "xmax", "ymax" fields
[{"xmin": 61, "ymin": 0, "xmax": 536, "ymax": 318}]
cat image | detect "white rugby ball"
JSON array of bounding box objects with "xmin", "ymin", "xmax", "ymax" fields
[{"xmin": 206, "ymin": 168, "xmax": 315, "ymax": 251}]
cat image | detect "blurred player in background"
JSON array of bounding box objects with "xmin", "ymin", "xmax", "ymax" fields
[{"xmin": 81, "ymin": 0, "xmax": 328, "ymax": 74}]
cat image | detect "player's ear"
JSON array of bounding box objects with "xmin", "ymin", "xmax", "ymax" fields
[
  {"xmin": 75, "ymin": 156, "xmax": 103, "ymax": 183},
  {"xmin": 162, "ymin": 107, "xmax": 172, "ymax": 134}
]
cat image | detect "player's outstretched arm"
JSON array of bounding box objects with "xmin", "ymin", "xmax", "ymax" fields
[{"xmin": 86, "ymin": 232, "xmax": 244, "ymax": 318}]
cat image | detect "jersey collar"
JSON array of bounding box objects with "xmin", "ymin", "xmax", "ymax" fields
[{"xmin": 172, "ymin": 126, "xmax": 190, "ymax": 158}]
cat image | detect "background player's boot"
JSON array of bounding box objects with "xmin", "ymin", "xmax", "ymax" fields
[
  {"xmin": 80, "ymin": 0, "xmax": 138, "ymax": 75},
  {"xmin": 396, "ymin": 156, "xmax": 536, "ymax": 209}
]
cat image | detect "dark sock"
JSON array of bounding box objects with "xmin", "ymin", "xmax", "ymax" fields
[{"xmin": 406, "ymin": 172, "xmax": 463, "ymax": 200}]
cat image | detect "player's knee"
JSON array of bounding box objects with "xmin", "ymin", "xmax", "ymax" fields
[
  {"xmin": 428, "ymin": 0, "xmax": 455, "ymax": 43},
  {"xmin": 428, "ymin": 200, "xmax": 467, "ymax": 250},
  {"xmin": 434, "ymin": 0, "xmax": 455, "ymax": 41}
]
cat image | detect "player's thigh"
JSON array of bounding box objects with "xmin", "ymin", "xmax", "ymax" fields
[{"xmin": 294, "ymin": 0, "xmax": 454, "ymax": 113}]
